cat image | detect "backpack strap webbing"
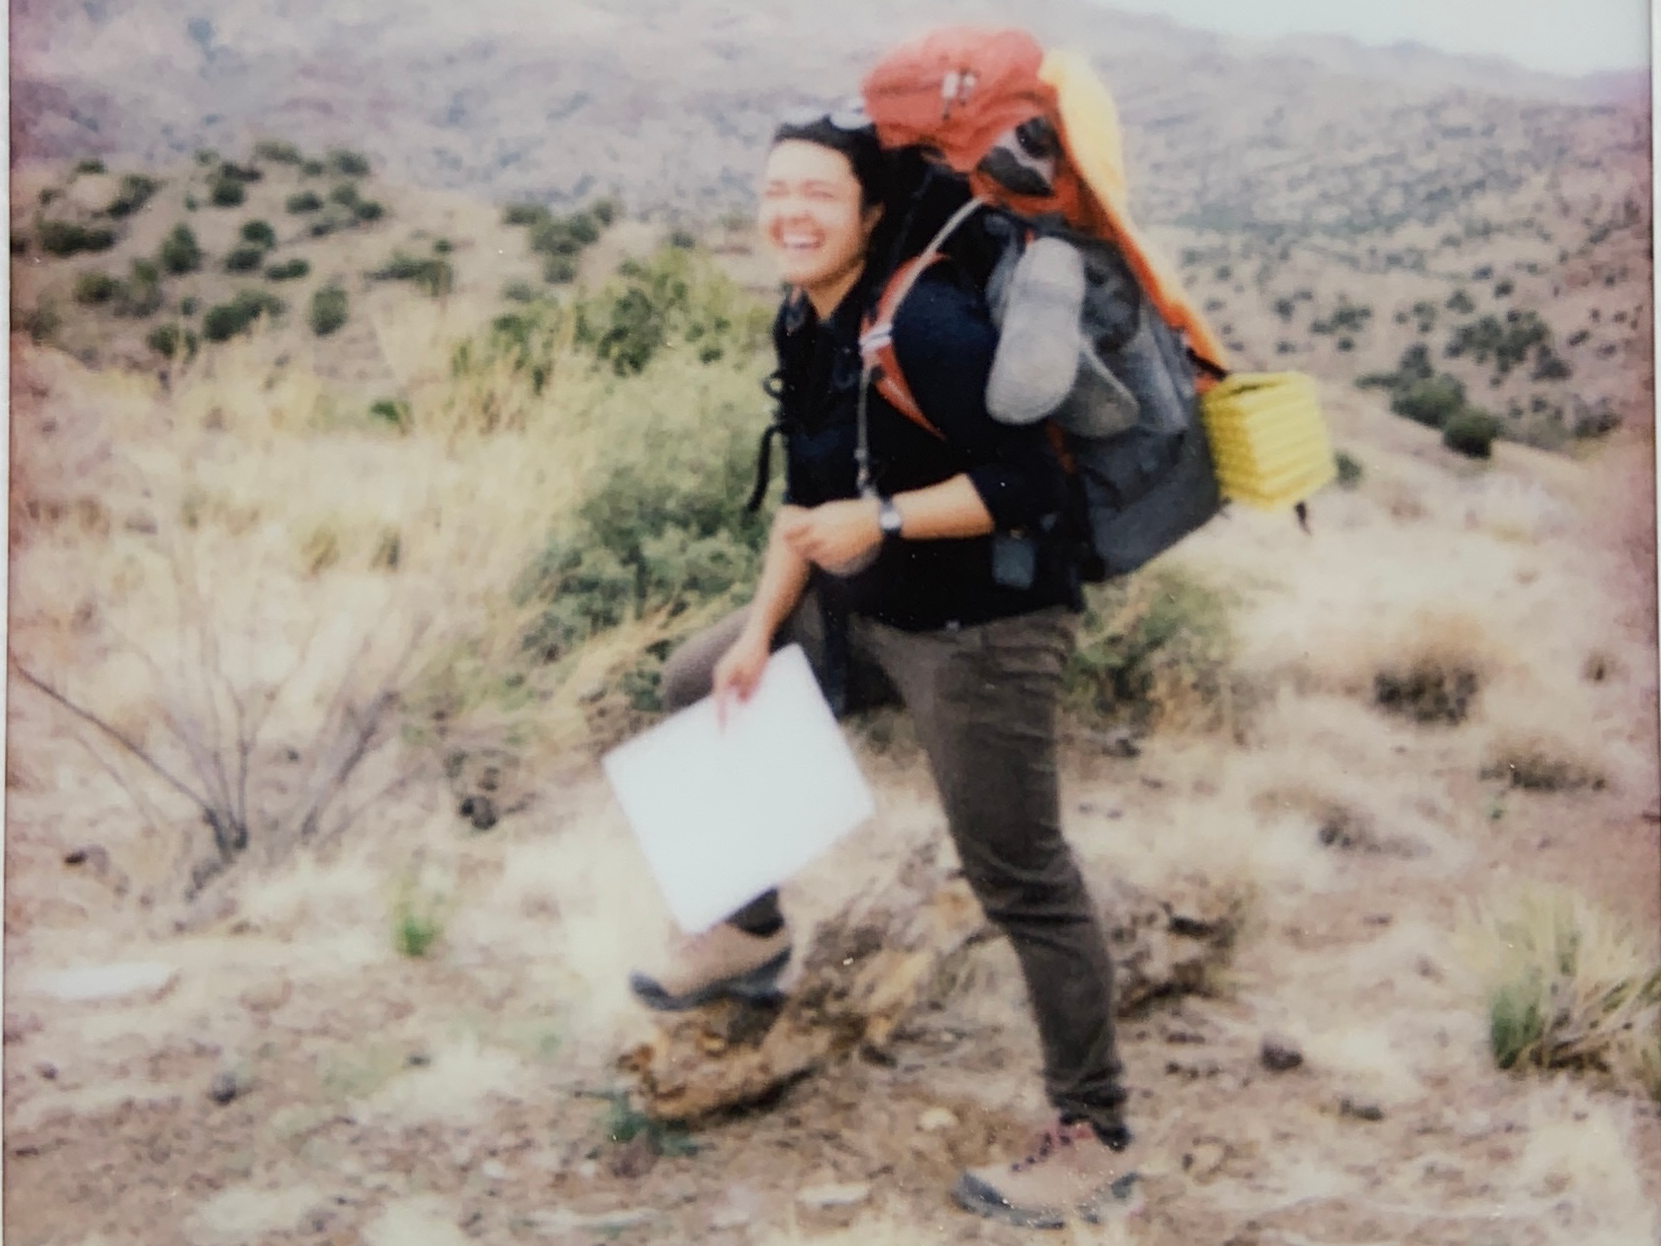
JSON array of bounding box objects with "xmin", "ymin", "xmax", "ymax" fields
[{"xmin": 853, "ymin": 197, "xmax": 985, "ymax": 492}]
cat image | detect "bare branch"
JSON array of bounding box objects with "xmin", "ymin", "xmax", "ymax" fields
[{"xmin": 10, "ymin": 656, "xmax": 212, "ymax": 817}]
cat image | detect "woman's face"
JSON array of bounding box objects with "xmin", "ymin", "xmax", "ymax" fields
[{"xmin": 758, "ymin": 139, "xmax": 882, "ymax": 312}]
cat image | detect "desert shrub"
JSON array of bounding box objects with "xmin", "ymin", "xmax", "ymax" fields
[
  {"xmin": 75, "ymin": 158, "xmax": 107, "ymax": 175},
  {"xmin": 224, "ymin": 245, "xmax": 265, "ymax": 273},
  {"xmin": 543, "ymin": 255, "xmax": 579, "ymax": 284},
  {"xmin": 328, "ymin": 148, "xmax": 371, "ymax": 176},
  {"xmin": 1567, "ymin": 328, "xmax": 1590, "ymax": 346},
  {"xmin": 179, "ymin": 296, "xmax": 198, "ymax": 316},
  {"xmin": 201, "ymin": 289, "xmax": 285, "ymax": 342},
  {"xmin": 301, "ymin": 159, "xmax": 325, "ymax": 176},
  {"xmin": 503, "ymin": 280, "xmax": 539, "ymax": 303},
  {"xmin": 1494, "ymin": 279, "xmax": 1513, "ymax": 297},
  {"xmin": 1335, "ymin": 450, "xmax": 1363, "ymax": 488},
  {"xmin": 1481, "ymin": 738, "xmax": 1605, "ymax": 792},
  {"xmin": 591, "ymin": 197, "xmax": 620, "ymax": 226},
  {"xmin": 1532, "ymin": 347, "xmax": 1572, "ymax": 381},
  {"xmin": 573, "ymin": 247, "xmax": 768, "ymax": 375},
  {"xmin": 309, "ymin": 216, "xmax": 343, "ymax": 238},
  {"xmin": 1064, "ymin": 565, "xmax": 1236, "ymax": 733},
  {"xmin": 369, "ymin": 252, "xmax": 453, "ymax": 296},
  {"xmin": 240, "ymin": 219, "xmax": 277, "ymax": 247},
  {"xmin": 1391, "ymin": 373, "xmax": 1467, "ymax": 429},
  {"xmin": 286, "ymin": 190, "xmax": 323, "ymax": 213},
  {"xmin": 195, "ymin": 148, "xmax": 219, "ymax": 166},
  {"xmin": 328, "ymin": 182, "xmax": 360, "ymax": 208},
  {"xmin": 530, "ymin": 213, "xmax": 600, "ymax": 257},
  {"xmin": 158, "ymin": 223, "xmax": 203, "ymax": 274},
  {"xmin": 209, "ymin": 177, "xmax": 246, "ymax": 208},
  {"xmin": 1310, "ymin": 296, "xmax": 1371, "ymax": 336},
  {"xmin": 11, "ymin": 234, "xmax": 26, "ymax": 256},
  {"xmin": 1273, "ymin": 296, "xmax": 1295, "ymax": 321},
  {"xmin": 105, "ymin": 173, "xmax": 160, "ymax": 218},
  {"xmin": 113, "ymin": 260, "xmax": 165, "ymax": 317},
  {"xmin": 38, "ymin": 219, "xmax": 117, "ymax": 257},
  {"xmin": 20, "ymin": 301, "xmax": 61, "ymax": 344},
  {"xmin": 503, "ymin": 202, "xmax": 552, "ymax": 227},
  {"xmin": 1477, "ymin": 890, "xmax": 1661, "ymax": 1098},
  {"xmin": 213, "ymin": 161, "xmax": 261, "ymax": 184},
  {"xmin": 1443, "ymin": 409, "xmax": 1501, "ymax": 458},
  {"xmin": 265, "ymin": 257, "xmax": 310, "ymax": 281},
  {"xmin": 37, "ymin": 187, "xmax": 59, "ymax": 206},
  {"xmin": 369, "ymin": 398, "xmax": 410, "ymax": 429},
  {"xmin": 518, "ymin": 415, "xmax": 771, "ymax": 669},
  {"xmin": 1446, "ymin": 288, "xmax": 1476, "ymax": 313},
  {"xmin": 1374, "ymin": 654, "xmax": 1479, "ymax": 724},
  {"xmin": 145, "ymin": 321, "xmax": 198, "ymax": 362},
  {"xmin": 309, "ymin": 284, "xmax": 349, "ymax": 336},
  {"xmin": 353, "ymin": 200, "xmax": 384, "ymax": 222},
  {"xmin": 433, "ymin": 238, "xmax": 453, "ymax": 254},
  {"xmin": 73, "ymin": 270, "xmax": 119, "ymax": 305},
  {"xmin": 253, "ymin": 139, "xmax": 303, "ymax": 164},
  {"xmin": 669, "ymin": 228, "xmax": 698, "ymax": 251}
]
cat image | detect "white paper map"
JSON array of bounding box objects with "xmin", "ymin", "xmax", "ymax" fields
[{"xmin": 601, "ymin": 644, "xmax": 876, "ymax": 933}]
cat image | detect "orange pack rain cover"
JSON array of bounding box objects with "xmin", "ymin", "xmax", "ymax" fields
[{"xmin": 861, "ymin": 28, "xmax": 1229, "ymax": 375}]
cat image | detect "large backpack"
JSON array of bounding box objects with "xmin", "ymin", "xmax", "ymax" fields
[{"xmin": 858, "ymin": 27, "xmax": 1231, "ymax": 581}]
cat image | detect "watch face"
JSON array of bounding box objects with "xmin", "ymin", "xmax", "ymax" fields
[{"xmin": 880, "ymin": 499, "xmax": 903, "ymax": 535}]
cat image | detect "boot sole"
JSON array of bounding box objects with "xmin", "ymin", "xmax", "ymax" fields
[{"xmin": 628, "ymin": 948, "xmax": 792, "ymax": 1012}]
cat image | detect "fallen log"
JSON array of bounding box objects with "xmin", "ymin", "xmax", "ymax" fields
[{"xmin": 618, "ymin": 854, "xmax": 1240, "ymax": 1122}]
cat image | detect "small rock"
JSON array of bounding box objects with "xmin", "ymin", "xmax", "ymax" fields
[
  {"xmin": 917, "ymin": 1107, "xmax": 959, "ymax": 1133},
  {"xmin": 797, "ymin": 1181, "xmax": 871, "ymax": 1210},
  {"xmin": 609, "ymin": 1134, "xmax": 657, "ymax": 1179},
  {"xmin": 1183, "ymin": 1140, "xmax": 1227, "ymax": 1180},
  {"xmin": 1260, "ymin": 1035, "xmax": 1304, "ymax": 1072},
  {"xmin": 36, "ymin": 1061, "xmax": 58, "ymax": 1080},
  {"xmin": 480, "ymin": 1159, "xmax": 508, "ymax": 1181},
  {"xmin": 208, "ymin": 1067, "xmax": 253, "ymax": 1105},
  {"xmin": 406, "ymin": 1051, "xmax": 431, "ymax": 1067},
  {"xmin": 30, "ymin": 961, "xmax": 178, "ymax": 1004},
  {"xmin": 239, "ymin": 978, "xmax": 292, "ymax": 1014},
  {"xmin": 1340, "ymin": 1097, "xmax": 1385, "ymax": 1122}
]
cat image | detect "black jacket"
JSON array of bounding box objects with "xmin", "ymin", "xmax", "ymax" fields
[{"xmin": 773, "ymin": 261, "xmax": 1081, "ymax": 631}]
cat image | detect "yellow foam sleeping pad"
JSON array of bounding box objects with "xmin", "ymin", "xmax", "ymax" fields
[{"xmin": 1200, "ymin": 372, "xmax": 1336, "ymax": 510}]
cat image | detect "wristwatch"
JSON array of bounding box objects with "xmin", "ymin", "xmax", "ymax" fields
[{"xmin": 877, "ymin": 496, "xmax": 904, "ymax": 539}]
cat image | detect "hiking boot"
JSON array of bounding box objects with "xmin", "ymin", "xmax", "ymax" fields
[
  {"xmin": 953, "ymin": 1118, "xmax": 1141, "ymax": 1229},
  {"xmin": 628, "ymin": 923, "xmax": 792, "ymax": 1011}
]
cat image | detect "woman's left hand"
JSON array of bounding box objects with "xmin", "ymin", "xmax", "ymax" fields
[{"xmin": 779, "ymin": 499, "xmax": 882, "ymax": 575}]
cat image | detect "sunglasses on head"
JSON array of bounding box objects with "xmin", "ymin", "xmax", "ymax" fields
[{"xmin": 777, "ymin": 101, "xmax": 873, "ymax": 133}]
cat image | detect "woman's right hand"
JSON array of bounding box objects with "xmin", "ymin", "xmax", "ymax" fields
[{"xmin": 711, "ymin": 624, "xmax": 773, "ymax": 725}]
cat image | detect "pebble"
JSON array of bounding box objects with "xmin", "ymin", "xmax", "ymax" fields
[
  {"xmin": 1260, "ymin": 1034, "xmax": 1304, "ymax": 1072},
  {"xmin": 797, "ymin": 1181, "xmax": 871, "ymax": 1209},
  {"xmin": 917, "ymin": 1107, "xmax": 959, "ymax": 1133},
  {"xmin": 208, "ymin": 1067, "xmax": 253, "ymax": 1105},
  {"xmin": 1340, "ymin": 1096, "xmax": 1385, "ymax": 1122}
]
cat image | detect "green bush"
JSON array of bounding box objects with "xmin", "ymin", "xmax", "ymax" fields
[
  {"xmin": 1443, "ymin": 409, "xmax": 1501, "ymax": 458},
  {"xmin": 38, "ymin": 220, "xmax": 117, "ymax": 257},
  {"xmin": 301, "ymin": 159, "xmax": 325, "ymax": 177},
  {"xmin": 265, "ymin": 257, "xmax": 310, "ymax": 281},
  {"xmin": 115, "ymin": 259, "xmax": 164, "ymax": 317},
  {"xmin": 20, "ymin": 300, "xmax": 61, "ymax": 344},
  {"xmin": 503, "ymin": 202, "xmax": 552, "ymax": 227},
  {"xmin": 369, "ymin": 398, "xmax": 410, "ymax": 429},
  {"xmin": 1335, "ymin": 450, "xmax": 1363, "ymax": 488},
  {"xmin": 105, "ymin": 173, "xmax": 160, "ymax": 218},
  {"xmin": 573, "ymin": 248, "xmax": 768, "ymax": 375},
  {"xmin": 309, "ymin": 284, "xmax": 348, "ymax": 336},
  {"xmin": 370, "ymin": 252, "xmax": 453, "ymax": 297},
  {"xmin": 669, "ymin": 228, "xmax": 698, "ymax": 251},
  {"xmin": 286, "ymin": 190, "xmax": 323, "ymax": 214},
  {"xmin": 328, "ymin": 148, "xmax": 371, "ymax": 176},
  {"xmin": 328, "ymin": 183, "xmax": 360, "ymax": 207},
  {"xmin": 74, "ymin": 158, "xmax": 107, "ymax": 175},
  {"xmin": 145, "ymin": 321, "xmax": 197, "ymax": 361},
  {"xmin": 253, "ymin": 139, "xmax": 303, "ymax": 164},
  {"xmin": 433, "ymin": 238, "xmax": 453, "ymax": 254},
  {"xmin": 209, "ymin": 177, "xmax": 245, "ymax": 208},
  {"xmin": 1392, "ymin": 373, "xmax": 1467, "ymax": 429},
  {"xmin": 354, "ymin": 200, "xmax": 384, "ymax": 222},
  {"xmin": 530, "ymin": 214, "xmax": 598, "ymax": 257},
  {"xmin": 240, "ymin": 219, "xmax": 277, "ymax": 247},
  {"xmin": 224, "ymin": 245, "xmax": 265, "ymax": 273},
  {"xmin": 503, "ymin": 280, "xmax": 539, "ymax": 303},
  {"xmin": 158, "ymin": 224, "xmax": 203, "ymax": 274},
  {"xmin": 202, "ymin": 289, "xmax": 285, "ymax": 341},
  {"xmin": 1446, "ymin": 288, "xmax": 1476, "ymax": 314},
  {"xmin": 180, "ymin": 296, "xmax": 199, "ymax": 316},
  {"xmin": 543, "ymin": 254, "xmax": 579, "ymax": 284},
  {"xmin": 309, "ymin": 216, "xmax": 343, "ymax": 238},
  {"xmin": 590, "ymin": 197, "xmax": 620, "ymax": 227},
  {"xmin": 1064, "ymin": 566, "xmax": 1235, "ymax": 732},
  {"xmin": 73, "ymin": 270, "xmax": 119, "ymax": 305}
]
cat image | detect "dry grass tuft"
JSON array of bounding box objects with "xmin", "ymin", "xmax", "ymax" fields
[{"xmin": 1469, "ymin": 887, "xmax": 1661, "ymax": 1098}]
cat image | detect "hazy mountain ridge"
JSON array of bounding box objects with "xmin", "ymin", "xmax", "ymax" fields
[{"xmin": 9, "ymin": 0, "xmax": 1649, "ymax": 222}]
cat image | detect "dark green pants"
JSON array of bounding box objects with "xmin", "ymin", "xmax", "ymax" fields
[{"xmin": 660, "ymin": 592, "xmax": 1129, "ymax": 1140}]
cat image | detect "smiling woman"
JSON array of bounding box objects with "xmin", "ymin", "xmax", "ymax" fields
[{"xmin": 619, "ymin": 106, "xmax": 1140, "ymax": 1228}]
